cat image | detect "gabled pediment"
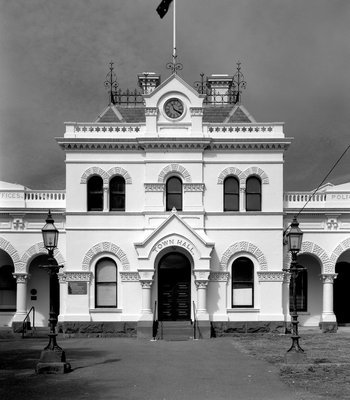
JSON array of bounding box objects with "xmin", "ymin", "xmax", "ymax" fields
[
  {"xmin": 134, "ymin": 209, "xmax": 214, "ymax": 262},
  {"xmin": 143, "ymin": 74, "xmax": 204, "ymax": 109},
  {"xmin": 95, "ymin": 105, "xmax": 124, "ymax": 123},
  {"xmin": 224, "ymin": 105, "xmax": 256, "ymax": 123}
]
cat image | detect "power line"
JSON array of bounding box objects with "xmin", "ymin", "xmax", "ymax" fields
[{"xmin": 285, "ymin": 144, "xmax": 350, "ymax": 233}]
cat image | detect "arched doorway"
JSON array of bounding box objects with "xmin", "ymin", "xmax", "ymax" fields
[
  {"xmin": 0, "ymin": 249, "xmax": 16, "ymax": 313},
  {"xmin": 295, "ymin": 254, "xmax": 322, "ymax": 326},
  {"xmin": 158, "ymin": 252, "xmax": 191, "ymax": 321},
  {"xmin": 334, "ymin": 261, "xmax": 350, "ymax": 324},
  {"xmin": 27, "ymin": 254, "xmax": 59, "ymax": 327}
]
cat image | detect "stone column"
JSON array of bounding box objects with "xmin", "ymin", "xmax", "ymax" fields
[
  {"xmin": 103, "ymin": 184, "xmax": 109, "ymax": 212},
  {"xmin": 57, "ymin": 273, "xmax": 67, "ymax": 322},
  {"xmin": 240, "ymin": 185, "xmax": 246, "ymax": 212},
  {"xmin": 138, "ymin": 269, "xmax": 155, "ymax": 321},
  {"xmin": 137, "ymin": 270, "xmax": 155, "ymax": 339},
  {"xmin": 194, "ymin": 270, "xmax": 210, "ymax": 320},
  {"xmin": 12, "ymin": 273, "xmax": 29, "ymax": 324},
  {"xmin": 194, "ymin": 271, "xmax": 211, "ymax": 339},
  {"xmin": 282, "ymin": 272, "xmax": 291, "ymax": 324},
  {"xmin": 195, "ymin": 281, "xmax": 209, "ymax": 316},
  {"xmin": 321, "ymin": 273, "xmax": 337, "ymax": 332},
  {"xmin": 140, "ymin": 281, "xmax": 153, "ymax": 316}
]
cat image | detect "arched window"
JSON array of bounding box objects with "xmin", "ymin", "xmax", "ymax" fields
[
  {"xmin": 95, "ymin": 258, "xmax": 118, "ymax": 308},
  {"xmin": 246, "ymin": 176, "xmax": 261, "ymax": 211},
  {"xmin": 232, "ymin": 257, "xmax": 254, "ymax": 308},
  {"xmin": 166, "ymin": 176, "xmax": 182, "ymax": 211},
  {"xmin": 0, "ymin": 265, "xmax": 16, "ymax": 311},
  {"xmin": 110, "ymin": 176, "xmax": 125, "ymax": 211},
  {"xmin": 290, "ymin": 268, "xmax": 307, "ymax": 312},
  {"xmin": 224, "ymin": 176, "xmax": 239, "ymax": 211},
  {"xmin": 87, "ymin": 176, "xmax": 103, "ymax": 211}
]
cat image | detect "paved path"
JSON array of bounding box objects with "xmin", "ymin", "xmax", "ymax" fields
[{"xmin": 0, "ymin": 337, "xmax": 310, "ymax": 400}]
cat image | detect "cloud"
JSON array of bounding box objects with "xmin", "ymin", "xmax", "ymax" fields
[{"xmin": 0, "ymin": 0, "xmax": 350, "ymax": 190}]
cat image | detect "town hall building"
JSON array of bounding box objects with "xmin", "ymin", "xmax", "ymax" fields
[{"xmin": 0, "ymin": 65, "xmax": 349, "ymax": 338}]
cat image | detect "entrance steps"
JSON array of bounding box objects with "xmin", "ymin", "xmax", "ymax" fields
[
  {"xmin": 22, "ymin": 326, "xmax": 51, "ymax": 338},
  {"xmin": 159, "ymin": 321, "xmax": 193, "ymax": 341}
]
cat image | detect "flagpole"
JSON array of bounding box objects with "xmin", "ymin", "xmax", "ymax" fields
[{"xmin": 173, "ymin": 0, "xmax": 176, "ymax": 65}]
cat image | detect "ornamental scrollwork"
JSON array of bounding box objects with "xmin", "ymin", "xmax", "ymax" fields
[
  {"xmin": 82, "ymin": 242, "xmax": 130, "ymax": 271},
  {"xmin": 183, "ymin": 184, "xmax": 205, "ymax": 192},
  {"xmin": 65, "ymin": 272, "xmax": 93, "ymax": 282},
  {"xmin": 209, "ymin": 272, "xmax": 229, "ymax": 282},
  {"xmin": 144, "ymin": 183, "xmax": 165, "ymax": 192},
  {"xmin": 321, "ymin": 274, "xmax": 337, "ymax": 284},
  {"xmin": 257, "ymin": 271, "xmax": 284, "ymax": 282},
  {"xmin": 120, "ymin": 272, "xmax": 140, "ymax": 282},
  {"xmin": 145, "ymin": 107, "xmax": 158, "ymax": 116},
  {"xmin": 190, "ymin": 107, "xmax": 203, "ymax": 116},
  {"xmin": 13, "ymin": 273, "xmax": 28, "ymax": 283},
  {"xmin": 220, "ymin": 241, "xmax": 268, "ymax": 271},
  {"xmin": 140, "ymin": 280, "xmax": 153, "ymax": 289}
]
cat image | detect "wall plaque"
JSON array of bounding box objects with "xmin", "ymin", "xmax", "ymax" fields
[{"xmin": 68, "ymin": 281, "xmax": 87, "ymax": 295}]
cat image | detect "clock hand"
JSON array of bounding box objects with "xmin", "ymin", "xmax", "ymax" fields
[{"xmin": 173, "ymin": 104, "xmax": 182, "ymax": 114}]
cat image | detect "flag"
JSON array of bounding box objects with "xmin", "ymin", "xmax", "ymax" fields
[{"xmin": 156, "ymin": 0, "xmax": 173, "ymax": 18}]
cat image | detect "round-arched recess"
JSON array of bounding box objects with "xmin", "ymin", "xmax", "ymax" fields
[
  {"xmin": 296, "ymin": 254, "xmax": 322, "ymax": 326},
  {"xmin": 334, "ymin": 249, "xmax": 350, "ymax": 324},
  {"xmin": 27, "ymin": 254, "xmax": 58, "ymax": 327},
  {"xmin": 158, "ymin": 252, "xmax": 191, "ymax": 321},
  {"xmin": 0, "ymin": 249, "xmax": 16, "ymax": 311}
]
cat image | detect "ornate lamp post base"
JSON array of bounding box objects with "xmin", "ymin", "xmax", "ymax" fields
[
  {"xmin": 36, "ymin": 333, "xmax": 71, "ymax": 374},
  {"xmin": 285, "ymin": 348, "xmax": 307, "ymax": 364}
]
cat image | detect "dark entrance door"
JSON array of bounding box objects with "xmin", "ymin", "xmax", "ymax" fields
[
  {"xmin": 158, "ymin": 252, "xmax": 191, "ymax": 321},
  {"xmin": 334, "ymin": 262, "xmax": 350, "ymax": 324}
]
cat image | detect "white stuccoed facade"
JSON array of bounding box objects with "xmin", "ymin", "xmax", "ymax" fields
[{"xmin": 1, "ymin": 72, "xmax": 348, "ymax": 337}]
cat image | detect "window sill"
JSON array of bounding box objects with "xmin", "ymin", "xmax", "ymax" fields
[
  {"xmin": 227, "ymin": 308, "xmax": 260, "ymax": 313},
  {"xmin": 90, "ymin": 308, "xmax": 122, "ymax": 313}
]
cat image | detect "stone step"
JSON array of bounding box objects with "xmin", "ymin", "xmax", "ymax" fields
[{"xmin": 160, "ymin": 321, "xmax": 194, "ymax": 341}]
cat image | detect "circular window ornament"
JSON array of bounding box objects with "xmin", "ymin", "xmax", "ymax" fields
[{"xmin": 164, "ymin": 98, "xmax": 184, "ymax": 119}]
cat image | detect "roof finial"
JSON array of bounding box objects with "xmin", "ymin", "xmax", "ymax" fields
[
  {"xmin": 166, "ymin": 51, "xmax": 183, "ymax": 74},
  {"xmin": 194, "ymin": 73, "xmax": 207, "ymax": 94},
  {"xmin": 232, "ymin": 61, "xmax": 247, "ymax": 104},
  {"xmin": 104, "ymin": 61, "xmax": 118, "ymax": 105}
]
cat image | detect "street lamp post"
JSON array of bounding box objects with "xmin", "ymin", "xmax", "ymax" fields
[
  {"xmin": 285, "ymin": 216, "xmax": 307, "ymax": 363},
  {"xmin": 36, "ymin": 210, "xmax": 70, "ymax": 374}
]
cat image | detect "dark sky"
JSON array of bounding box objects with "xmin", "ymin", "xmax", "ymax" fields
[{"xmin": 1, "ymin": 0, "xmax": 350, "ymax": 191}]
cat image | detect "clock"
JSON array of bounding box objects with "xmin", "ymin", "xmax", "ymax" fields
[{"xmin": 164, "ymin": 98, "xmax": 184, "ymax": 119}]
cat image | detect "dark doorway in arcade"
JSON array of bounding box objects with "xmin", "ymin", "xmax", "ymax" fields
[
  {"xmin": 158, "ymin": 252, "xmax": 191, "ymax": 321},
  {"xmin": 334, "ymin": 262, "xmax": 350, "ymax": 325},
  {"xmin": 27, "ymin": 254, "xmax": 59, "ymax": 327}
]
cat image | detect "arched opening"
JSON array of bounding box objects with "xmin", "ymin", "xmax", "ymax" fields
[
  {"xmin": 87, "ymin": 175, "xmax": 103, "ymax": 211},
  {"xmin": 0, "ymin": 249, "xmax": 16, "ymax": 311},
  {"xmin": 109, "ymin": 176, "xmax": 125, "ymax": 211},
  {"xmin": 246, "ymin": 176, "xmax": 261, "ymax": 211},
  {"xmin": 223, "ymin": 176, "xmax": 239, "ymax": 211},
  {"xmin": 334, "ymin": 251, "xmax": 350, "ymax": 324},
  {"xmin": 231, "ymin": 257, "xmax": 254, "ymax": 308},
  {"xmin": 27, "ymin": 254, "xmax": 58, "ymax": 327},
  {"xmin": 95, "ymin": 257, "xmax": 118, "ymax": 308},
  {"xmin": 166, "ymin": 177, "xmax": 182, "ymax": 211},
  {"xmin": 295, "ymin": 254, "xmax": 322, "ymax": 326},
  {"xmin": 158, "ymin": 252, "xmax": 191, "ymax": 321}
]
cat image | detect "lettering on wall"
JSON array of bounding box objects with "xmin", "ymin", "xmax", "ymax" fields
[
  {"xmin": 152, "ymin": 237, "xmax": 195, "ymax": 255},
  {"xmin": 0, "ymin": 192, "xmax": 24, "ymax": 199},
  {"xmin": 330, "ymin": 194, "xmax": 350, "ymax": 201}
]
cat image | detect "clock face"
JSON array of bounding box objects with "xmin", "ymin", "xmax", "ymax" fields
[{"xmin": 164, "ymin": 98, "xmax": 184, "ymax": 119}]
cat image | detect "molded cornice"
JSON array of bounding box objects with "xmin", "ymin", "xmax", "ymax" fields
[{"xmin": 56, "ymin": 137, "xmax": 291, "ymax": 152}]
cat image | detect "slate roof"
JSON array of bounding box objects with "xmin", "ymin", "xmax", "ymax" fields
[{"xmin": 96, "ymin": 105, "xmax": 253, "ymax": 124}]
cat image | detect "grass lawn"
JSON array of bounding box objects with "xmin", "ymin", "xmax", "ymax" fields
[{"xmin": 231, "ymin": 329, "xmax": 350, "ymax": 399}]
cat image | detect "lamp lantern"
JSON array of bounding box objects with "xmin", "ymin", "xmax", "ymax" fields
[{"xmin": 287, "ymin": 216, "xmax": 303, "ymax": 253}]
